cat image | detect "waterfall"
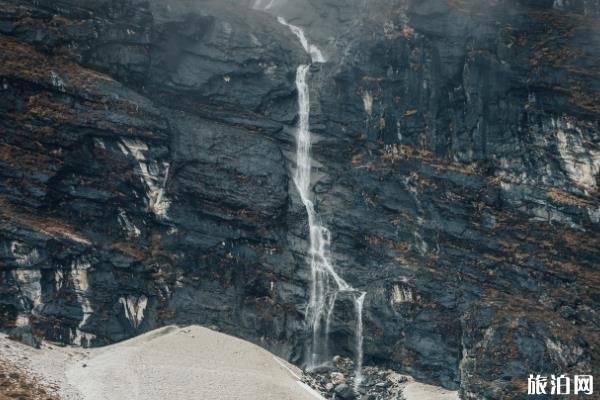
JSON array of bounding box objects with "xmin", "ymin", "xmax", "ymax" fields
[
  {"xmin": 252, "ymin": 0, "xmax": 276, "ymax": 10},
  {"xmin": 277, "ymin": 17, "xmax": 368, "ymax": 382},
  {"xmin": 354, "ymin": 292, "xmax": 366, "ymax": 387},
  {"xmin": 277, "ymin": 17, "xmax": 327, "ymax": 63}
]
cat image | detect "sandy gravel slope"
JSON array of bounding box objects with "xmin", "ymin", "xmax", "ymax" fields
[
  {"xmin": 0, "ymin": 326, "xmax": 458, "ymax": 400},
  {"xmin": 0, "ymin": 334, "xmax": 84, "ymax": 400},
  {"xmin": 400, "ymin": 378, "xmax": 459, "ymax": 400},
  {"xmin": 1, "ymin": 326, "xmax": 323, "ymax": 400},
  {"xmin": 66, "ymin": 325, "xmax": 323, "ymax": 400}
]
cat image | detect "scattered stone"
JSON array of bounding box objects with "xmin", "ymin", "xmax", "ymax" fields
[
  {"xmin": 302, "ymin": 356, "xmax": 406, "ymax": 400},
  {"xmin": 334, "ymin": 383, "xmax": 356, "ymax": 399},
  {"xmin": 330, "ymin": 372, "xmax": 346, "ymax": 385},
  {"xmin": 312, "ymin": 363, "xmax": 334, "ymax": 374}
]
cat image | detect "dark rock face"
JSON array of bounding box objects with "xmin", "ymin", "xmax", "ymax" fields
[{"xmin": 0, "ymin": 1, "xmax": 598, "ymax": 399}]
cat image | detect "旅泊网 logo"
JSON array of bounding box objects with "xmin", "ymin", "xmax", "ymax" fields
[{"xmin": 527, "ymin": 374, "xmax": 593, "ymax": 395}]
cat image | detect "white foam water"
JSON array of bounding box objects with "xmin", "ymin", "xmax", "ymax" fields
[
  {"xmin": 277, "ymin": 17, "xmax": 327, "ymax": 63},
  {"xmin": 279, "ymin": 18, "xmax": 367, "ymax": 382},
  {"xmin": 253, "ymin": 0, "xmax": 277, "ymax": 10},
  {"xmin": 353, "ymin": 292, "xmax": 366, "ymax": 387}
]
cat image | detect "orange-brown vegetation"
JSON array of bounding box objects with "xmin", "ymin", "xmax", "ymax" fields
[
  {"xmin": 0, "ymin": 358, "xmax": 60, "ymax": 400},
  {"xmin": 0, "ymin": 196, "xmax": 91, "ymax": 246}
]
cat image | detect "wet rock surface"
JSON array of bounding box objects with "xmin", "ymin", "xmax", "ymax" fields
[{"xmin": 0, "ymin": 1, "xmax": 598, "ymax": 399}]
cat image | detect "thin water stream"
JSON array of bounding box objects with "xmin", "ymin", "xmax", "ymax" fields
[{"xmin": 276, "ymin": 17, "xmax": 367, "ymax": 385}]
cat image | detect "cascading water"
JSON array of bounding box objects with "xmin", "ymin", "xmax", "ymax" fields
[
  {"xmin": 252, "ymin": 0, "xmax": 277, "ymax": 11},
  {"xmin": 354, "ymin": 292, "xmax": 366, "ymax": 387},
  {"xmin": 277, "ymin": 17, "xmax": 327, "ymax": 63},
  {"xmin": 277, "ymin": 16, "xmax": 367, "ymax": 384}
]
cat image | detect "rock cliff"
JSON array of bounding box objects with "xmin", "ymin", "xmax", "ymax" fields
[{"xmin": 0, "ymin": 1, "xmax": 598, "ymax": 399}]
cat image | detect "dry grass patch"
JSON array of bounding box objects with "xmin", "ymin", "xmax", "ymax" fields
[{"xmin": 0, "ymin": 358, "xmax": 60, "ymax": 400}]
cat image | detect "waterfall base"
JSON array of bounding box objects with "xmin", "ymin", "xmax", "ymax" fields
[{"xmin": 302, "ymin": 356, "xmax": 459, "ymax": 400}]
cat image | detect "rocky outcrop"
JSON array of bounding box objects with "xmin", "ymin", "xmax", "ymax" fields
[
  {"xmin": 0, "ymin": 1, "xmax": 598, "ymax": 399},
  {"xmin": 0, "ymin": 0, "xmax": 306, "ymax": 352}
]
